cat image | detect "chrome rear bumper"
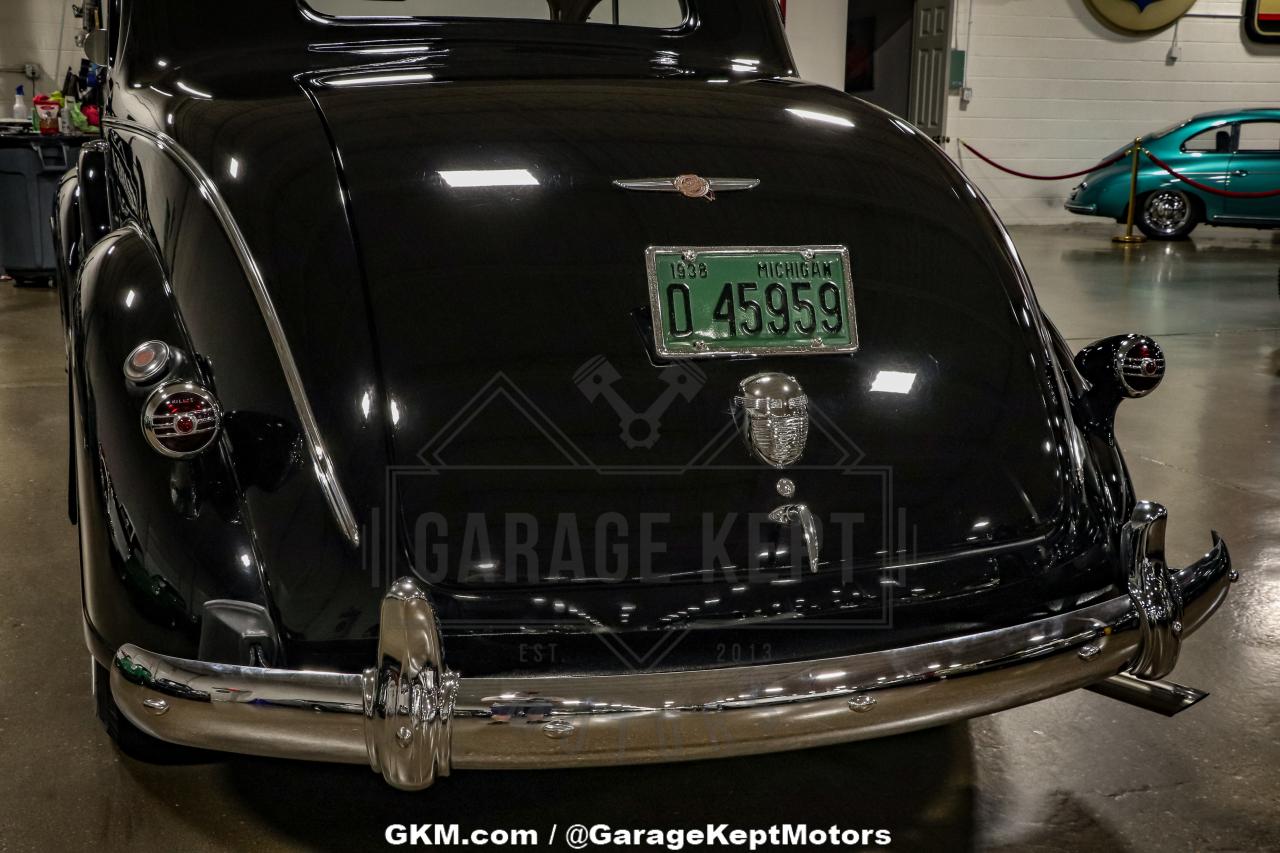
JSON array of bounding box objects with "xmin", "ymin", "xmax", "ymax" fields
[{"xmin": 110, "ymin": 503, "xmax": 1235, "ymax": 791}]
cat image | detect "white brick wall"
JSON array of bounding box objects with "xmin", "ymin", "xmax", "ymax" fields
[
  {"xmin": 946, "ymin": 0, "xmax": 1280, "ymax": 225},
  {"xmin": 785, "ymin": 0, "xmax": 850, "ymax": 89},
  {"xmin": 0, "ymin": 0, "xmax": 83, "ymax": 111}
]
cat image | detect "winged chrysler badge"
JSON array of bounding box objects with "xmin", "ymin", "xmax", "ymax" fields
[{"xmin": 614, "ymin": 174, "xmax": 761, "ymax": 202}]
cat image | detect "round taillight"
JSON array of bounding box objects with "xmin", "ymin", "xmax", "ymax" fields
[
  {"xmin": 1115, "ymin": 336, "xmax": 1165, "ymax": 398},
  {"xmin": 123, "ymin": 340, "xmax": 172, "ymax": 384},
  {"xmin": 141, "ymin": 382, "xmax": 222, "ymax": 458}
]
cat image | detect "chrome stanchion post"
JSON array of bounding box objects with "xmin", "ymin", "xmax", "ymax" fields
[{"xmin": 1113, "ymin": 137, "xmax": 1146, "ymax": 246}]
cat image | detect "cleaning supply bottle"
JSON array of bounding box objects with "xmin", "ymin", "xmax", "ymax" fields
[{"xmin": 11, "ymin": 85, "xmax": 28, "ymax": 122}]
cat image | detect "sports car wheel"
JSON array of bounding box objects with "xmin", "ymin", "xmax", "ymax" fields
[{"xmin": 1137, "ymin": 189, "xmax": 1198, "ymax": 239}]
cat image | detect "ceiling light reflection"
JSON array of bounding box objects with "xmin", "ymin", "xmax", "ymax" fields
[
  {"xmin": 870, "ymin": 370, "xmax": 917, "ymax": 394},
  {"xmin": 787, "ymin": 108, "xmax": 854, "ymax": 128},
  {"xmin": 175, "ymin": 80, "xmax": 212, "ymax": 99},
  {"xmin": 439, "ymin": 169, "xmax": 539, "ymax": 188}
]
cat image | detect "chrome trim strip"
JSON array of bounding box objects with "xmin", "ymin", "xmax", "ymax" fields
[
  {"xmin": 298, "ymin": 2, "xmax": 416, "ymax": 25},
  {"xmin": 109, "ymin": 525, "xmax": 1233, "ymax": 788},
  {"xmin": 103, "ymin": 119, "xmax": 360, "ymax": 546},
  {"xmin": 643, "ymin": 531, "xmax": 1048, "ymax": 582}
]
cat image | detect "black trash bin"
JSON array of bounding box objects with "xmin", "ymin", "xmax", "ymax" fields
[{"xmin": 0, "ymin": 135, "xmax": 81, "ymax": 284}]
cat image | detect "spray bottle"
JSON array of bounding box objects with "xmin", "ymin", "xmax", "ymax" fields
[{"xmin": 11, "ymin": 85, "xmax": 29, "ymax": 122}]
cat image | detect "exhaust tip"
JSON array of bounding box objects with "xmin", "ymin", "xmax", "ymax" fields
[{"xmin": 1086, "ymin": 672, "xmax": 1208, "ymax": 717}]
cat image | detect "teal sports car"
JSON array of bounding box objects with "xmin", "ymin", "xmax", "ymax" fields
[{"xmin": 1066, "ymin": 107, "xmax": 1280, "ymax": 239}]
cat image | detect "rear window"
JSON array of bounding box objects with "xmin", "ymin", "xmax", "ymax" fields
[
  {"xmin": 1182, "ymin": 125, "xmax": 1232, "ymax": 154},
  {"xmin": 305, "ymin": 0, "xmax": 688, "ymax": 27}
]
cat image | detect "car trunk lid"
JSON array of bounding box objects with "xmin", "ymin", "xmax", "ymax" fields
[{"xmin": 309, "ymin": 76, "xmax": 1074, "ymax": 610}]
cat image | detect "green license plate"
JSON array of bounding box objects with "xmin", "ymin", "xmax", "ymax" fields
[{"xmin": 645, "ymin": 245, "xmax": 858, "ymax": 358}]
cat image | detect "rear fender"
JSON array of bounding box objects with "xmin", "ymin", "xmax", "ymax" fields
[{"xmin": 75, "ymin": 226, "xmax": 274, "ymax": 663}]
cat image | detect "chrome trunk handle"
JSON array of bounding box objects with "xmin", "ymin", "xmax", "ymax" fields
[{"xmin": 768, "ymin": 503, "xmax": 821, "ymax": 572}]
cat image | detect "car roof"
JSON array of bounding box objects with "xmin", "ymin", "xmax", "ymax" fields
[{"xmin": 1188, "ymin": 107, "xmax": 1280, "ymax": 122}]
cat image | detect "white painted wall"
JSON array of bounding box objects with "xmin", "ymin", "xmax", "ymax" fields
[
  {"xmin": 784, "ymin": 0, "xmax": 849, "ymax": 89},
  {"xmin": 0, "ymin": 0, "xmax": 83, "ymax": 110},
  {"xmin": 947, "ymin": 0, "xmax": 1280, "ymax": 225}
]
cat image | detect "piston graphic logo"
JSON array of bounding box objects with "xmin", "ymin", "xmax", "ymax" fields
[{"xmin": 574, "ymin": 356, "xmax": 705, "ymax": 449}]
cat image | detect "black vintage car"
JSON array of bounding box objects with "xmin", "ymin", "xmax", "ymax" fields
[{"xmin": 56, "ymin": 0, "xmax": 1235, "ymax": 791}]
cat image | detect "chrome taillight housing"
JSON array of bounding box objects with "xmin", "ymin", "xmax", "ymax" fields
[
  {"xmin": 141, "ymin": 382, "xmax": 222, "ymax": 458},
  {"xmin": 1075, "ymin": 333, "xmax": 1166, "ymax": 404},
  {"xmin": 1115, "ymin": 336, "xmax": 1165, "ymax": 398}
]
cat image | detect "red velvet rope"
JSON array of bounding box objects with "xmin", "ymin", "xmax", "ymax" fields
[
  {"xmin": 960, "ymin": 141, "xmax": 1129, "ymax": 181},
  {"xmin": 1143, "ymin": 149, "xmax": 1280, "ymax": 199}
]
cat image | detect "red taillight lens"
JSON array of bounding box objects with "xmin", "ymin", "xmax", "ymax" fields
[
  {"xmin": 123, "ymin": 340, "xmax": 172, "ymax": 384},
  {"xmin": 142, "ymin": 383, "xmax": 221, "ymax": 458}
]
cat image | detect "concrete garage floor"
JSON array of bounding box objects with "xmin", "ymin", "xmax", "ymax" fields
[{"xmin": 0, "ymin": 224, "xmax": 1276, "ymax": 852}]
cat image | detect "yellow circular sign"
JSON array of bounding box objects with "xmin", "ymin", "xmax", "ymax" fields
[{"xmin": 1086, "ymin": 0, "xmax": 1196, "ymax": 32}]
